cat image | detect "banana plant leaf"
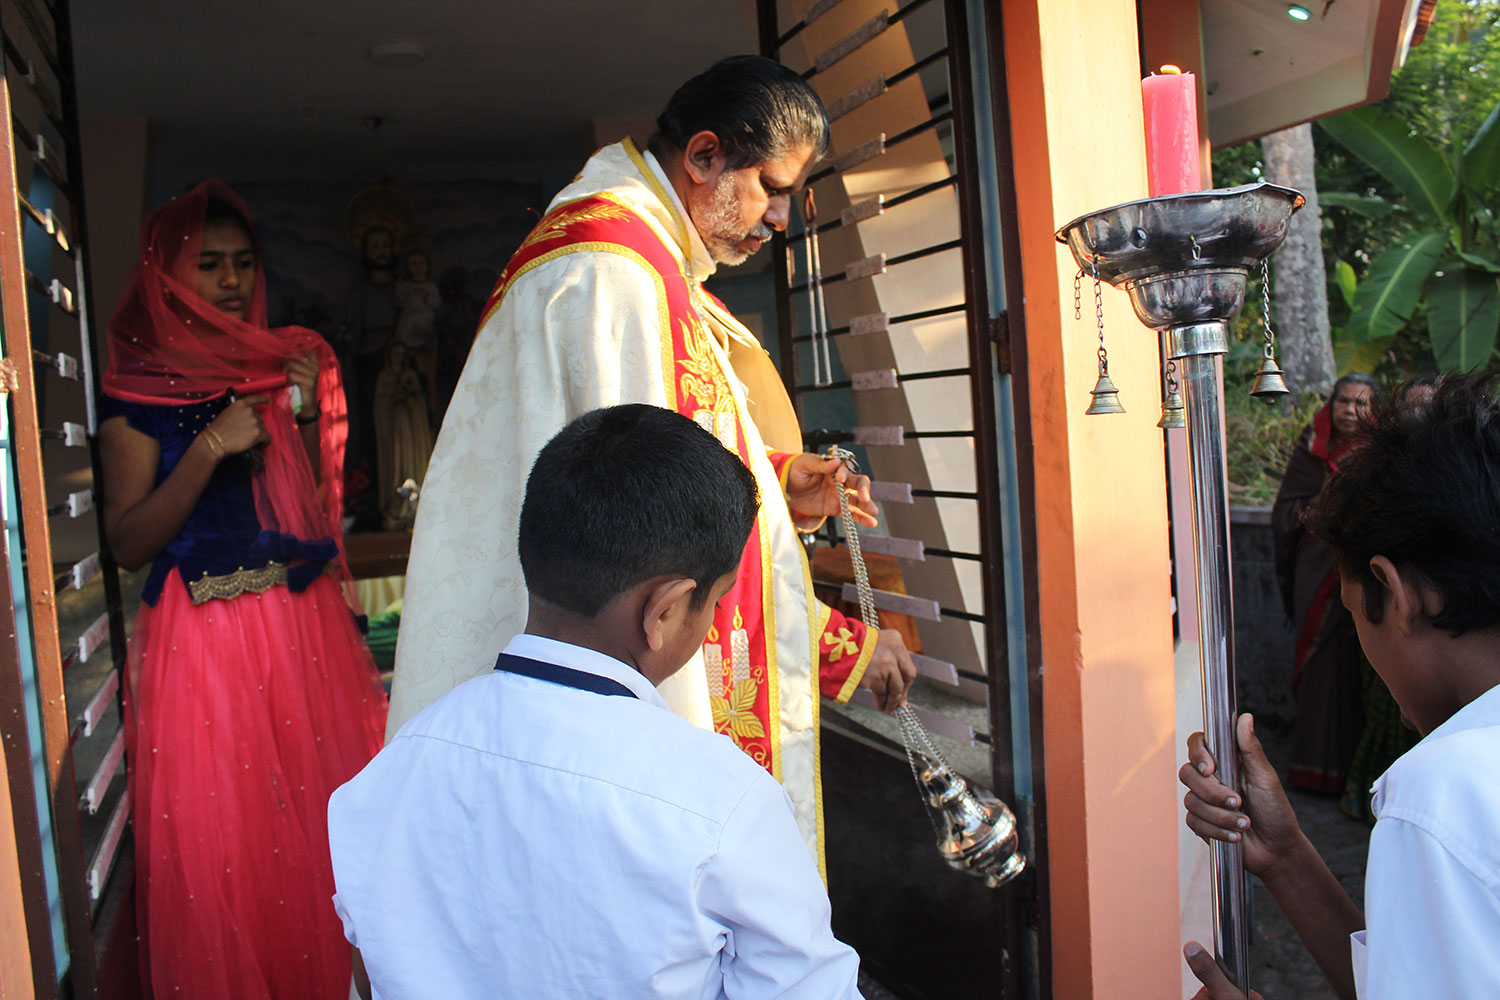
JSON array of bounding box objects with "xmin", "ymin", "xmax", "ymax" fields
[
  {"xmin": 1334, "ymin": 259, "xmax": 1357, "ymax": 309},
  {"xmin": 1345, "ymin": 232, "xmax": 1447, "ymax": 343},
  {"xmin": 1463, "ymin": 99, "xmax": 1500, "ymax": 201},
  {"xmin": 1428, "ymin": 267, "xmax": 1500, "ymax": 373},
  {"xmin": 1334, "ymin": 335, "xmax": 1395, "ymax": 375},
  {"xmin": 1319, "ymin": 192, "xmax": 1398, "ymax": 218},
  {"xmin": 1320, "ymin": 107, "xmax": 1455, "ymax": 221},
  {"xmin": 1456, "ymin": 250, "xmax": 1500, "ymax": 275}
]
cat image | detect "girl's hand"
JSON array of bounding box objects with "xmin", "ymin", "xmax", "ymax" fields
[
  {"xmin": 284, "ymin": 351, "xmax": 321, "ymax": 419},
  {"xmin": 203, "ymin": 395, "xmax": 271, "ymax": 458}
]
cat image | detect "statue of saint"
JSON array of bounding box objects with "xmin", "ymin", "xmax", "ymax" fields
[
  {"xmin": 373, "ymin": 340, "xmax": 433, "ymax": 530},
  {"xmin": 342, "ymin": 184, "xmax": 418, "ymax": 529}
]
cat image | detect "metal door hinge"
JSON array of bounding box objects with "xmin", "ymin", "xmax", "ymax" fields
[{"xmin": 988, "ymin": 313, "xmax": 1012, "ymax": 373}]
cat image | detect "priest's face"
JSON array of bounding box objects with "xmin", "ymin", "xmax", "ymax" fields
[{"xmin": 695, "ymin": 143, "xmax": 816, "ymax": 266}]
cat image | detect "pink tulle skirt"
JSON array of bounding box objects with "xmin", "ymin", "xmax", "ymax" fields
[{"xmin": 124, "ymin": 568, "xmax": 386, "ymax": 999}]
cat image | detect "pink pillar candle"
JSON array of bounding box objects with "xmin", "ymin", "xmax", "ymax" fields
[{"xmin": 1142, "ymin": 68, "xmax": 1202, "ymax": 196}]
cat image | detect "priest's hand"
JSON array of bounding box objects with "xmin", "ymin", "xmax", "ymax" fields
[
  {"xmin": 860, "ymin": 629, "xmax": 916, "ymax": 712},
  {"xmin": 783, "ymin": 453, "xmax": 878, "ymax": 528}
]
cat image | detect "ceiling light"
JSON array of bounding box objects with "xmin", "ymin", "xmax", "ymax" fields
[
  {"xmin": 368, "ymin": 41, "xmax": 426, "ymax": 68},
  {"xmin": 1286, "ymin": 4, "xmax": 1311, "ymax": 20}
]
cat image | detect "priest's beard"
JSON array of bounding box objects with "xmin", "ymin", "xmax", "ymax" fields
[{"xmin": 701, "ymin": 174, "xmax": 772, "ymax": 266}]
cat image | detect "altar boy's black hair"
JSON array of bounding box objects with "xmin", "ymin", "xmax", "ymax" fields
[
  {"xmin": 649, "ymin": 54, "xmax": 829, "ymax": 168},
  {"xmin": 519, "ymin": 404, "xmax": 760, "ymax": 617}
]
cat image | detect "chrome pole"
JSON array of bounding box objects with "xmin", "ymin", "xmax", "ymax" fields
[
  {"xmin": 1055, "ymin": 183, "xmax": 1305, "ymax": 998},
  {"xmin": 1167, "ymin": 322, "xmax": 1250, "ymax": 992}
]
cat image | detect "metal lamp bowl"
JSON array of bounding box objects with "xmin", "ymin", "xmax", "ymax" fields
[
  {"xmin": 1054, "ymin": 182, "xmax": 1305, "ymax": 288},
  {"xmin": 1124, "ymin": 269, "xmax": 1248, "ymax": 330}
]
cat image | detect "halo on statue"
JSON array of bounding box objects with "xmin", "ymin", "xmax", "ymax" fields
[{"xmin": 345, "ymin": 181, "xmax": 419, "ymax": 251}]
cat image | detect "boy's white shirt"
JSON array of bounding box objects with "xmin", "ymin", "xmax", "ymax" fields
[
  {"xmin": 1351, "ymin": 682, "xmax": 1500, "ymax": 998},
  {"xmin": 330, "ymin": 634, "xmax": 862, "ymax": 999}
]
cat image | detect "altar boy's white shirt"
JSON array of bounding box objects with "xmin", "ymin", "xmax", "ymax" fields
[
  {"xmin": 329, "ymin": 634, "xmax": 862, "ymax": 1000},
  {"xmin": 1351, "ymin": 682, "xmax": 1500, "ymax": 998}
]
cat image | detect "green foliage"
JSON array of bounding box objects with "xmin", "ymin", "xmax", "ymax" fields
[
  {"xmin": 1462, "ymin": 100, "xmax": 1500, "ymax": 200},
  {"xmin": 1319, "ymin": 107, "xmax": 1455, "ymax": 220},
  {"xmin": 1385, "ymin": 1, "xmax": 1500, "ymax": 149},
  {"xmin": 1224, "ymin": 391, "xmax": 1322, "ymax": 504},
  {"xmin": 1429, "ymin": 266, "xmax": 1500, "ymax": 369},
  {"xmin": 1317, "ymin": 192, "xmax": 1398, "ymax": 218},
  {"xmin": 1334, "ymin": 259, "xmax": 1358, "ymax": 306},
  {"xmin": 1219, "ymin": 1, "xmax": 1500, "ymax": 496},
  {"xmin": 1312, "ymin": 3, "xmax": 1500, "ymax": 379},
  {"xmin": 1344, "ymin": 231, "xmax": 1448, "ymax": 342}
]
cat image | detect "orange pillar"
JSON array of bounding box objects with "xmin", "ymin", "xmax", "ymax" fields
[{"xmin": 1001, "ymin": 1, "xmax": 1182, "ymax": 996}]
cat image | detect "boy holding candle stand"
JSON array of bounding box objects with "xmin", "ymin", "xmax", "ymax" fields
[
  {"xmin": 327, "ymin": 404, "xmax": 863, "ymax": 999},
  {"xmin": 1180, "ymin": 375, "xmax": 1500, "ymax": 999}
]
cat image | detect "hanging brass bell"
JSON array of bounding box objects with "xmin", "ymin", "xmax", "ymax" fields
[
  {"xmin": 916, "ymin": 757, "xmax": 1027, "ymax": 888},
  {"xmin": 1249, "ymin": 355, "xmax": 1290, "ymax": 400},
  {"xmin": 1085, "ymin": 370, "xmax": 1125, "ymax": 415},
  {"xmin": 1157, "ymin": 384, "xmax": 1186, "ymax": 428}
]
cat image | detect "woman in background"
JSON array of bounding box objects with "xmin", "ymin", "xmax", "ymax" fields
[
  {"xmin": 1272, "ymin": 373, "xmax": 1376, "ymax": 794},
  {"xmin": 99, "ymin": 180, "xmax": 385, "ymax": 998}
]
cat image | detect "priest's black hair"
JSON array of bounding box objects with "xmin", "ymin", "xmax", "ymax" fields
[
  {"xmin": 649, "ymin": 54, "xmax": 829, "ymax": 168},
  {"xmin": 1305, "ymin": 373, "xmax": 1500, "ymax": 634},
  {"xmin": 519, "ymin": 404, "xmax": 760, "ymax": 617}
]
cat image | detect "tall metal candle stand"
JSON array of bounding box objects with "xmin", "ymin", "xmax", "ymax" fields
[{"xmin": 1055, "ymin": 182, "xmax": 1305, "ymax": 993}]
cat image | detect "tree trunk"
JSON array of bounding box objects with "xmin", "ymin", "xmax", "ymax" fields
[{"xmin": 1260, "ymin": 123, "xmax": 1336, "ymax": 401}]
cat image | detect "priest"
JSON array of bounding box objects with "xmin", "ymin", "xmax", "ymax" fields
[{"xmin": 388, "ymin": 55, "xmax": 916, "ymax": 868}]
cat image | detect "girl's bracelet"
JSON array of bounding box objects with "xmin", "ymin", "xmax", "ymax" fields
[{"xmin": 201, "ymin": 427, "xmax": 227, "ymax": 460}]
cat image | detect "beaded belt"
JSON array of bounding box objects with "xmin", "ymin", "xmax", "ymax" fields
[{"xmin": 186, "ymin": 562, "xmax": 289, "ymax": 605}]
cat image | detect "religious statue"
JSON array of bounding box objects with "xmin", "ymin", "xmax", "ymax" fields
[
  {"xmin": 396, "ymin": 244, "xmax": 441, "ymax": 418},
  {"xmin": 373, "ymin": 340, "xmax": 433, "ymax": 530},
  {"xmin": 342, "ymin": 182, "xmax": 419, "ymax": 529}
]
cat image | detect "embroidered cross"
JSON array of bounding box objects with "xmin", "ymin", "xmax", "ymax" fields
[{"xmin": 824, "ymin": 627, "xmax": 858, "ymax": 661}]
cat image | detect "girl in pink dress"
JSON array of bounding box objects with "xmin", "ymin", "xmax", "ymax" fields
[{"xmin": 99, "ymin": 180, "xmax": 386, "ymax": 998}]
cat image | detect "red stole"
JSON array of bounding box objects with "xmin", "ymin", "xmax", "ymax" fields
[{"xmin": 483, "ymin": 196, "xmax": 782, "ymax": 775}]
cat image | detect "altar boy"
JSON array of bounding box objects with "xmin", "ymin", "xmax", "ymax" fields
[
  {"xmin": 328, "ymin": 404, "xmax": 863, "ymax": 999},
  {"xmin": 1180, "ymin": 376, "xmax": 1500, "ymax": 999}
]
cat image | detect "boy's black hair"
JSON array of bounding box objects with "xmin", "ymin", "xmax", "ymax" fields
[
  {"xmin": 1305, "ymin": 373, "xmax": 1500, "ymax": 634},
  {"xmin": 648, "ymin": 55, "xmax": 830, "ymax": 169},
  {"xmin": 519, "ymin": 404, "xmax": 760, "ymax": 617}
]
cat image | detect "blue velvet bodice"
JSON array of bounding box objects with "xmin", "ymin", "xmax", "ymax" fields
[{"xmin": 101, "ymin": 396, "xmax": 338, "ymax": 605}]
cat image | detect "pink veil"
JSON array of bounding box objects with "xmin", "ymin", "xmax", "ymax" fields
[{"xmin": 102, "ymin": 179, "xmax": 355, "ymax": 593}]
